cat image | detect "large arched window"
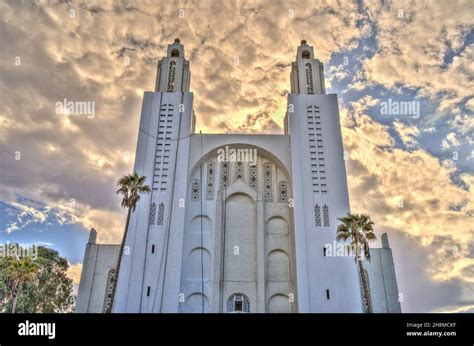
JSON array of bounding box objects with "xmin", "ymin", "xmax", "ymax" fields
[{"xmin": 226, "ymin": 294, "xmax": 250, "ymax": 313}]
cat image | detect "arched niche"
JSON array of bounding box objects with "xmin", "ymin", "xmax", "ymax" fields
[
  {"xmin": 224, "ymin": 193, "xmax": 256, "ymax": 281},
  {"xmin": 186, "ymin": 293, "xmax": 209, "ymax": 313},
  {"xmin": 268, "ymin": 294, "xmax": 291, "ymax": 313},
  {"xmin": 188, "ymin": 143, "xmax": 291, "ymax": 184},
  {"xmin": 189, "ymin": 215, "xmax": 212, "ymax": 234},
  {"xmin": 267, "ymin": 217, "xmax": 289, "ymax": 236},
  {"xmin": 186, "ymin": 247, "xmax": 211, "ymax": 281},
  {"xmin": 267, "ymin": 250, "xmax": 290, "ymax": 282}
]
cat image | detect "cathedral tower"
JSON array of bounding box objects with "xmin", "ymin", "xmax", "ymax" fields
[
  {"xmin": 154, "ymin": 38, "xmax": 191, "ymax": 93},
  {"xmin": 290, "ymin": 39, "xmax": 326, "ymax": 95},
  {"xmin": 285, "ymin": 40, "xmax": 362, "ymax": 312},
  {"xmin": 113, "ymin": 39, "xmax": 195, "ymax": 312}
]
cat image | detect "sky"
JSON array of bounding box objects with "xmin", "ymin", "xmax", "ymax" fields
[{"xmin": 0, "ymin": 0, "xmax": 473, "ymax": 312}]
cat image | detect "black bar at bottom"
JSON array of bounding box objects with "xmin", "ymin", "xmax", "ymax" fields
[{"xmin": 0, "ymin": 313, "xmax": 472, "ymax": 345}]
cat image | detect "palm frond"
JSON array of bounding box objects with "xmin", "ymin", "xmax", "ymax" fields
[
  {"xmin": 336, "ymin": 233, "xmax": 351, "ymax": 241},
  {"xmin": 116, "ymin": 172, "xmax": 151, "ymax": 211},
  {"xmin": 335, "ymin": 213, "xmax": 377, "ymax": 262}
]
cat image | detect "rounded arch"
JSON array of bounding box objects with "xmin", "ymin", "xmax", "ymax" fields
[
  {"xmin": 186, "ymin": 247, "xmax": 211, "ymax": 281},
  {"xmin": 266, "ymin": 216, "xmax": 289, "ymax": 236},
  {"xmin": 224, "ymin": 193, "xmax": 256, "ymax": 281},
  {"xmin": 267, "ymin": 249, "xmax": 290, "ymax": 282},
  {"xmin": 268, "ymin": 293, "xmax": 291, "ymax": 313},
  {"xmin": 186, "ymin": 292, "xmax": 209, "ymax": 313},
  {"xmin": 225, "ymin": 188, "xmax": 256, "ymax": 203},
  {"xmin": 302, "ymin": 50, "xmax": 310, "ymax": 59},
  {"xmin": 189, "ymin": 215, "xmax": 212, "ymax": 234},
  {"xmin": 225, "ymin": 191, "xmax": 254, "ymax": 203},
  {"xmin": 171, "ymin": 48, "xmax": 180, "ymax": 57},
  {"xmin": 188, "ymin": 143, "xmax": 291, "ymax": 182},
  {"xmin": 226, "ymin": 293, "xmax": 250, "ymax": 313}
]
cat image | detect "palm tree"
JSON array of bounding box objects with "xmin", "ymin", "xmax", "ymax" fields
[
  {"xmin": 106, "ymin": 172, "xmax": 151, "ymax": 313},
  {"xmin": 4, "ymin": 257, "xmax": 38, "ymax": 313},
  {"xmin": 336, "ymin": 213, "xmax": 376, "ymax": 313}
]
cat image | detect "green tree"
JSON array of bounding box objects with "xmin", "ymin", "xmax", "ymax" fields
[
  {"xmin": 336, "ymin": 213, "xmax": 377, "ymax": 313},
  {"xmin": 3, "ymin": 256, "xmax": 38, "ymax": 313},
  {"xmin": 105, "ymin": 172, "xmax": 150, "ymax": 313},
  {"xmin": 0, "ymin": 245, "xmax": 74, "ymax": 313}
]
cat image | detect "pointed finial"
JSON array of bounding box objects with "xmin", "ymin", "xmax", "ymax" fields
[
  {"xmin": 88, "ymin": 228, "xmax": 97, "ymax": 244},
  {"xmin": 301, "ymin": 39, "xmax": 307, "ymax": 45}
]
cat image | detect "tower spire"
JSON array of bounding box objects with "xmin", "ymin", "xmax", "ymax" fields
[
  {"xmin": 290, "ymin": 40, "xmax": 326, "ymax": 95},
  {"xmin": 155, "ymin": 38, "xmax": 191, "ymax": 92}
]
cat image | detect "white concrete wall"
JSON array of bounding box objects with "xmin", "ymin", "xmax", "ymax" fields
[
  {"xmin": 179, "ymin": 145, "xmax": 297, "ymax": 313},
  {"xmin": 363, "ymin": 233, "xmax": 402, "ymax": 313},
  {"xmin": 76, "ymin": 239, "xmax": 119, "ymax": 313},
  {"xmin": 113, "ymin": 91, "xmax": 193, "ymax": 312},
  {"xmin": 288, "ymin": 93, "xmax": 363, "ymax": 312}
]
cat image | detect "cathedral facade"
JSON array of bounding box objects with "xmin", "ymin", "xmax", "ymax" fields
[{"xmin": 76, "ymin": 40, "xmax": 401, "ymax": 313}]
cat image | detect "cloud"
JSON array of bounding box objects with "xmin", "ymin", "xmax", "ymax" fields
[
  {"xmin": 441, "ymin": 132, "xmax": 460, "ymax": 150},
  {"xmin": 4, "ymin": 222, "xmax": 19, "ymax": 234},
  {"xmin": 67, "ymin": 262, "xmax": 82, "ymax": 286},
  {"xmin": 422, "ymin": 126, "xmax": 436, "ymax": 134},
  {"xmin": 466, "ymin": 98, "xmax": 474, "ymax": 112},
  {"xmin": 67, "ymin": 262, "xmax": 83, "ymax": 296},
  {"xmin": 327, "ymin": 63, "xmax": 350, "ymax": 84},
  {"xmin": 393, "ymin": 121, "xmax": 420, "ymax": 149},
  {"xmin": 361, "ymin": 1, "xmax": 473, "ymax": 119},
  {"xmin": 342, "ymin": 97, "xmax": 474, "ymax": 289},
  {"xmin": 449, "ymin": 113, "xmax": 474, "ymax": 136},
  {"xmin": 3, "ymin": 200, "xmax": 50, "ymax": 234},
  {"xmin": 439, "ymin": 304, "xmax": 474, "ymax": 313}
]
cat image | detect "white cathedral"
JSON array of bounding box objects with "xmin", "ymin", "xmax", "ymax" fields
[{"xmin": 76, "ymin": 39, "xmax": 401, "ymax": 313}]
